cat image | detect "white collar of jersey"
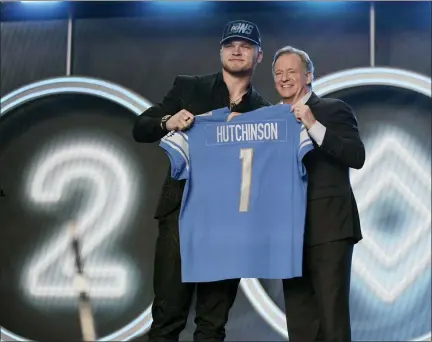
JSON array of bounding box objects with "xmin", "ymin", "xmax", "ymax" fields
[{"xmin": 278, "ymin": 90, "xmax": 312, "ymax": 106}]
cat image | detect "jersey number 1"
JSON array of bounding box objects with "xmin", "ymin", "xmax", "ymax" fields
[{"xmin": 239, "ymin": 148, "xmax": 253, "ymax": 212}]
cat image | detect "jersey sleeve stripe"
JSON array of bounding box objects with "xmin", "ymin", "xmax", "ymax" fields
[
  {"xmin": 161, "ymin": 139, "xmax": 190, "ymax": 171},
  {"xmin": 300, "ymin": 127, "xmax": 310, "ymax": 146},
  {"xmin": 177, "ymin": 131, "xmax": 189, "ymax": 141},
  {"xmin": 300, "ymin": 139, "xmax": 313, "ymax": 150},
  {"xmin": 162, "ymin": 132, "xmax": 189, "ymax": 158}
]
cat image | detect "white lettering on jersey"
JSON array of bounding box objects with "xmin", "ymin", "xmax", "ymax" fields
[{"xmin": 216, "ymin": 122, "xmax": 278, "ymax": 143}]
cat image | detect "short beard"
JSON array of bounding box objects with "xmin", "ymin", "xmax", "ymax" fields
[{"xmin": 222, "ymin": 63, "xmax": 255, "ymax": 78}]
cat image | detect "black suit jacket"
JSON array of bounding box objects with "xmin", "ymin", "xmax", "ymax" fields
[
  {"xmin": 303, "ymin": 92, "xmax": 365, "ymax": 246},
  {"xmin": 132, "ymin": 72, "xmax": 271, "ymax": 219}
]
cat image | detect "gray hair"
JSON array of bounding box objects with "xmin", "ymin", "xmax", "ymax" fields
[{"xmin": 272, "ymin": 46, "xmax": 315, "ymax": 86}]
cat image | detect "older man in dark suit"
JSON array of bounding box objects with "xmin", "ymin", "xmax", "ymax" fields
[{"xmin": 272, "ymin": 46, "xmax": 365, "ymax": 342}]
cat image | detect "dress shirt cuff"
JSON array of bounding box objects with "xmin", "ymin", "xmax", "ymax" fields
[{"xmin": 307, "ymin": 120, "xmax": 326, "ymax": 146}]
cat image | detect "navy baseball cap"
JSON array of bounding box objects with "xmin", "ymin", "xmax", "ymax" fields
[{"xmin": 220, "ymin": 20, "xmax": 261, "ymax": 47}]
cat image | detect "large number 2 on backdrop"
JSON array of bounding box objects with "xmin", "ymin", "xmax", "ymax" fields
[
  {"xmin": 23, "ymin": 141, "xmax": 136, "ymax": 299},
  {"xmin": 239, "ymin": 148, "xmax": 253, "ymax": 213}
]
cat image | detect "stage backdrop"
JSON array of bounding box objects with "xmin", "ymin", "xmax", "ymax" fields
[{"xmin": 1, "ymin": 2, "xmax": 431, "ymax": 341}]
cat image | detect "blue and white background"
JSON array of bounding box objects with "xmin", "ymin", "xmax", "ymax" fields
[{"xmin": 0, "ymin": 1, "xmax": 430, "ymax": 341}]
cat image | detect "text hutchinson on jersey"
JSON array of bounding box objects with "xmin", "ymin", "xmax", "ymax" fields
[{"xmin": 206, "ymin": 120, "xmax": 288, "ymax": 146}]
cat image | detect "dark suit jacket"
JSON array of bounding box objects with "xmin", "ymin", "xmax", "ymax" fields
[
  {"xmin": 132, "ymin": 72, "xmax": 271, "ymax": 219},
  {"xmin": 303, "ymin": 92, "xmax": 365, "ymax": 246}
]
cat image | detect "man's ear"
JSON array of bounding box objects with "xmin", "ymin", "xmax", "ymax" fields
[
  {"xmin": 257, "ymin": 50, "xmax": 263, "ymax": 64},
  {"xmin": 306, "ymin": 72, "xmax": 312, "ymax": 86}
]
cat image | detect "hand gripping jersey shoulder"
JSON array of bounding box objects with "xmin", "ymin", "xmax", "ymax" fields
[
  {"xmin": 159, "ymin": 104, "xmax": 314, "ymax": 282},
  {"xmin": 159, "ymin": 107, "xmax": 231, "ymax": 180}
]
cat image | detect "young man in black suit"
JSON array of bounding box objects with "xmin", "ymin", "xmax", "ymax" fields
[
  {"xmin": 133, "ymin": 20, "xmax": 270, "ymax": 342},
  {"xmin": 272, "ymin": 46, "xmax": 365, "ymax": 342}
]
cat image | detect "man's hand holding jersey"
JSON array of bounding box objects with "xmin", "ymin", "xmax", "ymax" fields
[
  {"xmin": 164, "ymin": 109, "xmax": 195, "ymax": 131},
  {"xmin": 291, "ymin": 103, "xmax": 316, "ymax": 129}
]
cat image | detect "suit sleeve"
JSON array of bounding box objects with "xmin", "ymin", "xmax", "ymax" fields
[
  {"xmin": 298, "ymin": 124, "xmax": 314, "ymax": 177},
  {"xmin": 318, "ymin": 101, "xmax": 365, "ymax": 169},
  {"xmin": 159, "ymin": 131, "xmax": 190, "ymax": 180},
  {"xmin": 132, "ymin": 76, "xmax": 183, "ymax": 143}
]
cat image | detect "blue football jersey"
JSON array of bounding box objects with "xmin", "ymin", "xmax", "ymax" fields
[{"xmin": 159, "ymin": 104, "xmax": 314, "ymax": 282}]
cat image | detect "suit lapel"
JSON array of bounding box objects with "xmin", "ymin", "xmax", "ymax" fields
[
  {"xmin": 306, "ymin": 92, "xmax": 320, "ymax": 106},
  {"xmin": 306, "ymin": 92, "xmax": 322, "ymax": 121}
]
